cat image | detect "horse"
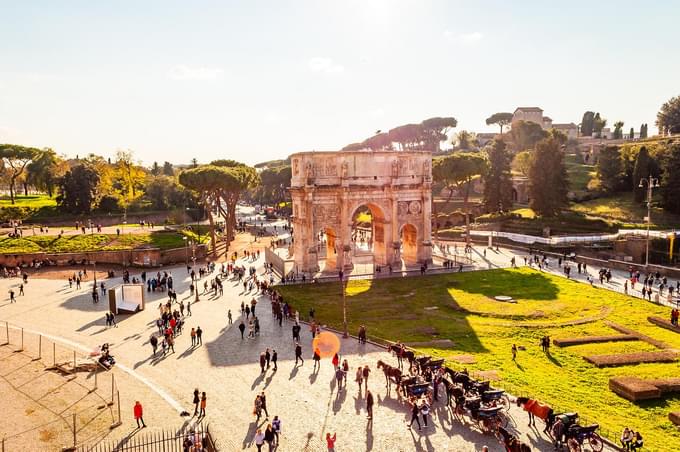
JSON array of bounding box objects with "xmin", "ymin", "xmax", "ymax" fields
[
  {"xmin": 387, "ymin": 344, "xmax": 415, "ymax": 370},
  {"xmin": 497, "ymin": 426, "xmax": 532, "ymax": 452},
  {"xmin": 516, "ymin": 397, "xmax": 554, "ymax": 433},
  {"xmin": 442, "ymin": 378, "xmax": 465, "ymax": 409},
  {"xmin": 377, "ymin": 360, "xmax": 402, "ymax": 393}
]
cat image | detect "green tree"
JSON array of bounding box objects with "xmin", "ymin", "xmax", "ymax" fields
[
  {"xmin": 640, "ymin": 123, "xmax": 648, "ymax": 139},
  {"xmin": 258, "ymin": 165, "xmax": 292, "ymax": 205},
  {"xmin": 145, "ymin": 175, "xmax": 188, "ymax": 210},
  {"xmin": 632, "ymin": 146, "xmax": 659, "ymax": 202},
  {"xmin": 581, "ymin": 111, "xmax": 595, "ymax": 137},
  {"xmin": 26, "ymin": 148, "xmax": 64, "ymax": 197},
  {"xmin": 660, "ymin": 143, "xmax": 680, "ymax": 213},
  {"xmin": 528, "ymin": 137, "xmax": 568, "ymax": 217},
  {"xmin": 455, "ymin": 130, "xmax": 477, "ymax": 151},
  {"xmin": 56, "ymin": 163, "xmax": 100, "ymax": 213},
  {"xmin": 511, "ymin": 150, "xmax": 532, "ymax": 177},
  {"xmin": 150, "ymin": 161, "xmax": 160, "ymax": 176},
  {"xmin": 482, "ymin": 139, "xmax": 513, "ymax": 212},
  {"xmin": 593, "ymin": 113, "xmax": 607, "ymax": 137},
  {"xmin": 596, "ymin": 146, "xmax": 625, "ymax": 192},
  {"xmin": 0, "ymin": 144, "xmax": 40, "ymax": 204},
  {"xmin": 387, "ymin": 124, "xmax": 426, "ymax": 151},
  {"xmin": 162, "ymin": 161, "xmax": 175, "ymax": 176},
  {"xmin": 509, "ymin": 120, "xmax": 548, "ymax": 151},
  {"xmin": 485, "ymin": 112, "xmax": 513, "ymax": 134},
  {"xmin": 179, "ymin": 163, "xmax": 259, "ymax": 254},
  {"xmin": 613, "ymin": 121, "xmax": 624, "ymax": 139},
  {"xmin": 421, "ymin": 117, "xmax": 457, "ymax": 152},
  {"xmin": 656, "ymin": 95, "xmax": 680, "ymax": 135},
  {"xmin": 432, "ymin": 153, "xmax": 487, "ymax": 242}
]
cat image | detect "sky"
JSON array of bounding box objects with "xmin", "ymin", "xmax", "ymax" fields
[{"xmin": 1, "ymin": 0, "xmax": 679, "ymax": 166}]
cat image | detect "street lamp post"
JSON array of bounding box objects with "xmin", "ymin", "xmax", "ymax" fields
[
  {"xmin": 639, "ymin": 175, "xmax": 660, "ymax": 267},
  {"xmin": 340, "ymin": 271, "xmax": 348, "ymax": 338}
]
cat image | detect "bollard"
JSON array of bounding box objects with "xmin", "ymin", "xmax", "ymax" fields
[
  {"xmin": 93, "ymin": 368, "xmax": 97, "ymax": 391},
  {"xmin": 109, "ymin": 374, "xmax": 115, "ymax": 406},
  {"xmin": 4, "ymin": 322, "xmax": 8, "ymax": 345},
  {"xmin": 20, "ymin": 328, "xmax": 23, "ymax": 351},
  {"xmin": 38, "ymin": 335, "xmax": 41, "ymax": 360},
  {"xmin": 72, "ymin": 412, "xmax": 76, "ymax": 447},
  {"xmin": 117, "ymin": 391, "xmax": 121, "ymax": 424},
  {"xmin": 52, "ymin": 342, "xmax": 56, "ymax": 367},
  {"xmin": 73, "ymin": 350, "xmax": 76, "ymax": 370}
]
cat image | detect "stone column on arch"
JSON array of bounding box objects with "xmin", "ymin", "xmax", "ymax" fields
[
  {"xmin": 338, "ymin": 190, "xmax": 350, "ymax": 271},
  {"xmin": 419, "ymin": 189, "xmax": 433, "ymax": 264}
]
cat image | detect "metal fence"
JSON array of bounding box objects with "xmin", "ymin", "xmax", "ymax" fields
[
  {"xmin": 0, "ymin": 321, "xmax": 121, "ymax": 452},
  {"xmin": 75, "ymin": 422, "xmax": 218, "ymax": 452}
]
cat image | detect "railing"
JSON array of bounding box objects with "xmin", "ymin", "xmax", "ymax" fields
[
  {"xmin": 0, "ymin": 321, "xmax": 121, "ymax": 452},
  {"xmin": 77, "ymin": 422, "xmax": 219, "ymax": 452}
]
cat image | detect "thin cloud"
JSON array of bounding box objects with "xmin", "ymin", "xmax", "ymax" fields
[
  {"xmin": 308, "ymin": 57, "xmax": 344, "ymax": 74},
  {"xmin": 168, "ymin": 65, "xmax": 224, "ymax": 80},
  {"xmin": 444, "ymin": 30, "xmax": 484, "ymax": 44}
]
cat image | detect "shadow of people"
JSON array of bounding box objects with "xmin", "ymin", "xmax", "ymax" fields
[
  {"xmin": 366, "ymin": 418, "xmax": 374, "ymax": 451},
  {"xmin": 289, "ymin": 365, "xmax": 299, "ymax": 380},
  {"xmin": 251, "ymin": 372, "xmax": 265, "ymax": 390}
]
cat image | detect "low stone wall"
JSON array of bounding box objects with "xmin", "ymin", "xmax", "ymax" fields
[{"xmin": 1, "ymin": 244, "xmax": 207, "ymax": 268}]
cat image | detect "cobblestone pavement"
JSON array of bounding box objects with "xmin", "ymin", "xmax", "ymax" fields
[{"xmin": 0, "ymin": 245, "xmax": 625, "ymax": 451}]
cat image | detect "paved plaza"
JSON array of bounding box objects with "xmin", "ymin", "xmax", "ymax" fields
[
  {"xmin": 0, "ymin": 230, "xmax": 648, "ymax": 451},
  {"xmin": 0, "ymin": 260, "xmax": 552, "ymax": 451}
]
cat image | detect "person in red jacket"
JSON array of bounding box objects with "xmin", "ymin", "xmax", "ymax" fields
[
  {"xmin": 325, "ymin": 432, "xmax": 336, "ymax": 451},
  {"xmin": 134, "ymin": 401, "xmax": 146, "ymax": 428}
]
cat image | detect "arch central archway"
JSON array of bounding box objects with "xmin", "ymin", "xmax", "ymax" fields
[
  {"xmin": 400, "ymin": 223, "xmax": 418, "ymax": 265},
  {"xmin": 350, "ymin": 203, "xmax": 387, "ymax": 271}
]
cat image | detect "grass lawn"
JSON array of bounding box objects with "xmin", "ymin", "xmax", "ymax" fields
[
  {"xmin": 0, "ymin": 231, "xmax": 207, "ymax": 254},
  {"xmin": 571, "ymin": 193, "xmax": 680, "ymax": 229},
  {"xmin": 0, "ymin": 194, "xmax": 57, "ymax": 209},
  {"xmin": 565, "ymin": 153, "xmax": 596, "ymax": 193},
  {"xmin": 278, "ymin": 268, "xmax": 680, "ymax": 450}
]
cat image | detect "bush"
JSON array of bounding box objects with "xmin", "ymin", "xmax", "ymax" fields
[{"xmin": 97, "ymin": 195, "xmax": 121, "ymax": 213}]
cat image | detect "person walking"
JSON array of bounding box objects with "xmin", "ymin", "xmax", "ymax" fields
[
  {"xmin": 260, "ymin": 391, "xmax": 270, "ymax": 419},
  {"xmin": 187, "ymin": 300, "xmax": 192, "ymax": 316},
  {"xmin": 150, "ymin": 335, "xmax": 158, "ymax": 356},
  {"xmin": 196, "ymin": 326, "xmax": 203, "ymax": 345},
  {"xmin": 9, "ymin": 289, "xmax": 16, "ymax": 303},
  {"xmin": 421, "ymin": 399, "xmax": 430, "ymax": 428},
  {"xmin": 264, "ymin": 424, "xmax": 275, "ymax": 452},
  {"xmin": 167, "ymin": 335, "xmax": 175, "ymax": 354},
  {"xmin": 355, "ymin": 367, "xmax": 364, "ymax": 392},
  {"xmin": 335, "ymin": 366, "xmax": 344, "ymax": 391},
  {"xmin": 325, "ymin": 432, "xmax": 337, "ymax": 452},
  {"xmin": 272, "ymin": 415, "xmax": 282, "ymax": 446},
  {"xmin": 295, "ymin": 342, "xmax": 304, "ymax": 366},
  {"xmin": 254, "ymin": 428, "xmax": 265, "ymax": 452},
  {"xmin": 331, "ymin": 352, "xmax": 339, "ymax": 369},
  {"xmin": 134, "ymin": 401, "xmax": 146, "ymax": 428},
  {"xmin": 190, "ymin": 328, "xmax": 197, "ymax": 346},
  {"xmin": 408, "ymin": 400, "xmax": 421, "ymax": 430},
  {"xmin": 199, "ymin": 392, "xmax": 206, "ymax": 417},
  {"xmin": 512, "ymin": 343, "xmax": 518, "ymax": 361},
  {"xmin": 227, "ymin": 309, "xmax": 232, "ymax": 325},
  {"xmin": 265, "ymin": 348, "xmax": 271, "ymax": 369},
  {"xmin": 362, "ymin": 365, "xmax": 370, "ymax": 392},
  {"xmin": 238, "ymin": 320, "xmax": 245, "ymax": 339},
  {"xmin": 271, "ymin": 349, "xmax": 278, "ymax": 371},
  {"xmin": 313, "ymin": 347, "xmax": 321, "ymax": 371},
  {"xmin": 366, "ymin": 389, "xmax": 374, "ymax": 420},
  {"xmin": 292, "ymin": 323, "xmax": 301, "ymax": 342},
  {"xmin": 193, "ymin": 389, "xmax": 200, "ymax": 416},
  {"xmin": 260, "ymin": 352, "xmax": 267, "ymax": 373}
]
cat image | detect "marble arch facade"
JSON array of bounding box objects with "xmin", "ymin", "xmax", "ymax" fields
[{"xmin": 289, "ymin": 149, "xmax": 433, "ymax": 272}]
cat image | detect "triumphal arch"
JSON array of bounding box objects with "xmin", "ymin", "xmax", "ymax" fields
[{"xmin": 290, "ymin": 149, "xmax": 432, "ymax": 273}]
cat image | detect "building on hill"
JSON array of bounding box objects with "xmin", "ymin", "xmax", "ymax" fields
[
  {"xmin": 552, "ymin": 123, "xmax": 579, "ymax": 139},
  {"xmin": 512, "ymin": 107, "xmax": 544, "ymax": 127},
  {"xmin": 542, "ymin": 116, "xmax": 553, "ymax": 129}
]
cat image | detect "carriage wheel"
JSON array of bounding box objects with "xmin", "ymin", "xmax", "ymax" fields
[
  {"xmin": 496, "ymin": 412, "xmax": 510, "ymax": 428},
  {"xmin": 588, "ymin": 434, "xmax": 604, "ymax": 452},
  {"xmin": 499, "ymin": 395, "xmax": 511, "ymax": 412},
  {"xmin": 567, "ymin": 438, "xmax": 581, "ymax": 452}
]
